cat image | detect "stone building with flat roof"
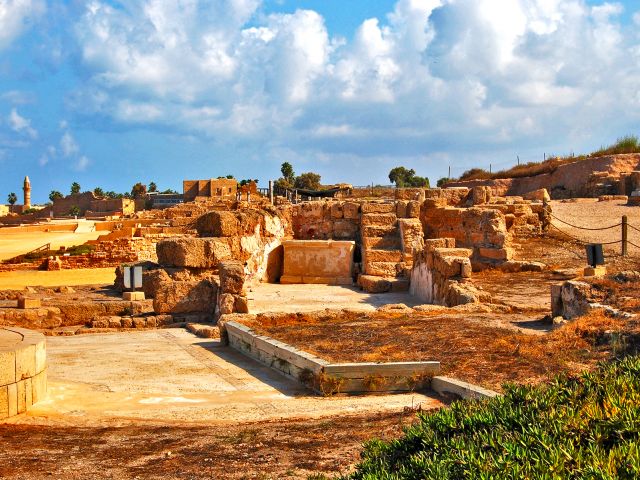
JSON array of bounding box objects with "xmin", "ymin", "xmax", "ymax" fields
[{"xmin": 183, "ymin": 178, "xmax": 237, "ymax": 202}]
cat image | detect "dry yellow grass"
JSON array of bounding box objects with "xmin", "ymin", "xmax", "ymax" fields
[{"xmin": 246, "ymin": 310, "xmax": 636, "ymax": 392}]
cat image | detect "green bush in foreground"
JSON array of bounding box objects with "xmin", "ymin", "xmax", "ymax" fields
[{"xmin": 346, "ymin": 357, "xmax": 640, "ymax": 479}]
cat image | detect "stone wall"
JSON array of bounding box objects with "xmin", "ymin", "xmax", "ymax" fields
[
  {"xmin": 291, "ymin": 201, "xmax": 360, "ymax": 240},
  {"xmin": 0, "ymin": 327, "xmax": 47, "ymax": 419},
  {"xmin": 410, "ymin": 238, "xmax": 489, "ymax": 306}
]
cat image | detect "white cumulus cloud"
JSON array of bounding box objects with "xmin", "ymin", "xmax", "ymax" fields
[
  {"xmin": 0, "ymin": 0, "xmax": 45, "ymax": 50},
  {"xmin": 68, "ymin": 0, "xmax": 640, "ymax": 179},
  {"xmin": 8, "ymin": 108, "xmax": 37, "ymax": 139}
]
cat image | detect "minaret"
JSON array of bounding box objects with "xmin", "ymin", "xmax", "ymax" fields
[{"xmin": 23, "ymin": 176, "xmax": 31, "ymax": 209}]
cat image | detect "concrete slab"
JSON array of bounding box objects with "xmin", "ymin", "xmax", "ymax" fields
[
  {"xmin": 247, "ymin": 283, "xmax": 421, "ymax": 314},
  {"xmin": 23, "ymin": 329, "xmax": 441, "ymax": 425}
]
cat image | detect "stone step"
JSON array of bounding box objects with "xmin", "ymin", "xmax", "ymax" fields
[
  {"xmin": 361, "ymin": 202, "xmax": 396, "ymax": 214},
  {"xmin": 361, "ymin": 213, "xmax": 397, "ymax": 227},
  {"xmin": 358, "ymin": 275, "xmax": 410, "ymax": 293},
  {"xmin": 361, "ymin": 225, "xmax": 398, "ymax": 238},
  {"xmin": 364, "ymin": 261, "xmax": 405, "ymax": 277},
  {"xmin": 362, "ymin": 236, "xmax": 402, "ymax": 250},
  {"xmin": 364, "ymin": 249, "xmax": 403, "ymax": 263}
]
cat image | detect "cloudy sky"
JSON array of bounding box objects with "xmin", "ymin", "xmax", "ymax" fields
[{"xmin": 1, "ymin": 0, "xmax": 639, "ymax": 203}]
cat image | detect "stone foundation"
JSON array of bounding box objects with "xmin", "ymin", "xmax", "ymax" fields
[{"xmin": 0, "ymin": 327, "xmax": 47, "ymax": 419}]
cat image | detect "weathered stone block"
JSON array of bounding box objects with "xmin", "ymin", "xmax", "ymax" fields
[
  {"xmin": 406, "ymin": 201, "xmax": 421, "ymax": 218},
  {"xmin": 0, "ymin": 350, "xmax": 16, "ymax": 386},
  {"xmin": 156, "ymin": 238, "xmax": 233, "ymax": 268},
  {"xmin": 195, "ymin": 211, "xmax": 240, "ymax": 237},
  {"xmin": 361, "ymin": 202, "xmax": 395, "ymax": 214},
  {"xmin": 359, "ymin": 275, "xmax": 392, "ymax": 293},
  {"xmin": 218, "ymin": 293, "xmax": 235, "ymax": 315},
  {"xmin": 15, "ymin": 344, "xmax": 36, "ymax": 380},
  {"xmin": 330, "ymin": 202, "xmax": 343, "ymax": 219},
  {"xmin": 153, "ymin": 279, "xmax": 218, "ymax": 315},
  {"xmin": 18, "ymin": 297, "xmax": 40, "ymax": 309},
  {"xmin": 342, "ymin": 202, "xmax": 360, "ymax": 219},
  {"xmin": 234, "ymin": 295, "xmax": 249, "ymax": 314},
  {"xmin": 219, "ymin": 261, "xmax": 245, "ymax": 295}
]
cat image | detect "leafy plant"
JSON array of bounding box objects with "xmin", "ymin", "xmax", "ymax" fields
[{"xmin": 345, "ymin": 357, "xmax": 640, "ymax": 479}]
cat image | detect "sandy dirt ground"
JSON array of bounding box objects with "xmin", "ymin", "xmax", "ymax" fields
[
  {"xmin": 0, "ymin": 329, "xmax": 442, "ymax": 479},
  {"xmin": 0, "ymin": 268, "xmax": 115, "ymax": 289},
  {"xmin": 0, "ymin": 230, "xmax": 106, "ymax": 261},
  {"xmin": 550, "ymin": 199, "xmax": 640, "ymax": 256},
  {"xmin": 248, "ymin": 283, "xmax": 420, "ymax": 313}
]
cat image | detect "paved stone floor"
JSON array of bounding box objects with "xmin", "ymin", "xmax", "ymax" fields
[
  {"xmin": 17, "ymin": 329, "xmax": 442, "ymax": 426},
  {"xmin": 248, "ymin": 283, "xmax": 420, "ymax": 314}
]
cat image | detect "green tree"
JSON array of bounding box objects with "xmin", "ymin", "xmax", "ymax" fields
[
  {"xmin": 49, "ymin": 190, "xmax": 64, "ymax": 202},
  {"xmin": 7, "ymin": 192, "xmax": 17, "ymax": 205},
  {"xmin": 93, "ymin": 187, "xmax": 104, "ymax": 197},
  {"xmin": 436, "ymin": 177, "xmax": 451, "ymax": 188},
  {"xmin": 294, "ymin": 172, "xmax": 322, "ymax": 190},
  {"xmin": 131, "ymin": 182, "xmax": 147, "ymax": 198},
  {"xmin": 70, "ymin": 182, "xmax": 81, "ymax": 195},
  {"xmin": 388, "ymin": 167, "xmax": 430, "ymax": 188},
  {"xmin": 148, "ymin": 182, "xmax": 157, "ymax": 193},
  {"xmin": 280, "ymin": 162, "xmax": 295, "ymax": 184},
  {"xmin": 69, "ymin": 205, "xmax": 81, "ymax": 217}
]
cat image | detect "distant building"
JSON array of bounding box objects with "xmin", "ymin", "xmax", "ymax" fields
[
  {"xmin": 52, "ymin": 192, "xmax": 136, "ymax": 217},
  {"xmin": 183, "ymin": 178, "xmax": 237, "ymax": 202},
  {"xmin": 147, "ymin": 192, "xmax": 183, "ymax": 209}
]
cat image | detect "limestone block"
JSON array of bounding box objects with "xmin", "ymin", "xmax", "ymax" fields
[
  {"xmin": 396, "ymin": 201, "xmax": 408, "ymax": 218},
  {"xmin": 342, "ymin": 202, "xmax": 360, "ymax": 219},
  {"xmin": 156, "ymin": 238, "xmax": 233, "ymax": 268},
  {"xmin": 361, "ymin": 202, "xmax": 395, "ymax": 214},
  {"xmin": 359, "ymin": 275, "xmax": 392, "ymax": 293},
  {"xmin": 146, "ymin": 316, "xmax": 157, "ymax": 328},
  {"xmin": 91, "ymin": 318, "xmax": 109, "ymax": 328},
  {"xmin": 218, "ymin": 293, "xmax": 235, "ymax": 315},
  {"xmin": 7, "ymin": 383, "xmax": 17, "ymax": 417},
  {"xmin": 17, "ymin": 379, "xmax": 26, "ymax": 414},
  {"xmin": 15, "ymin": 344, "xmax": 36, "ymax": 380},
  {"xmin": 31, "ymin": 370, "xmax": 46, "ymax": 404},
  {"xmin": 121, "ymin": 317, "xmax": 133, "ymax": 328},
  {"xmin": 0, "ymin": 386, "xmax": 8, "ymax": 418},
  {"xmin": 584, "ymin": 266, "xmax": 607, "ymax": 277},
  {"xmin": 332, "ymin": 220, "xmax": 357, "ymax": 240},
  {"xmin": 195, "ymin": 211, "xmax": 239, "ymax": 237},
  {"xmin": 153, "ymin": 279, "xmax": 218, "ymax": 314},
  {"xmin": 406, "ymin": 201, "xmax": 421, "ymax": 218},
  {"xmin": 219, "ymin": 261, "xmax": 245, "ymax": 295},
  {"xmin": 330, "ymin": 202, "xmax": 343, "ymax": 219},
  {"xmin": 108, "ymin": 316, "xmax": 123, "ymax": 328},
  {"xmin": 478, "ymin": 247, "xmax": 513, "ymax": 261},
  {"xmin": 18, "ymin": 297, "xmax": 41, "ymax": 309},
  {"xmin": 133, "ymin": 317, "xmax": 146, "ymax": 329},
  {"xmin": 123, "ymin": 291, "xmax": 146, "ymax": 301},
  {"xmin": 361, "ymin": 213, "xmax": 397, "ymax": 226},
  {"xmin": 234, "ymin": 295, "xmax": 249, "ymax": 314},
  {"xmin": 0, "ymin": 350, "xmax": 16, "ymax": 386},
  {"xmin": 282, "ymin": 240, "xmax": 354, "ymax": 284}
]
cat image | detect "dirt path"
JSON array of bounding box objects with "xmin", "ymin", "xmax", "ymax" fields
[
  {"xmin": 0, "ymin": 230, "xmax": 106, "ymax": 261},
  {"xmin": 0, "ymin": 268, "xmax": 115, "ymax": 289},
  {"xmin": 550, "ymin": 199, "xmax": 640, "ymax": 256}
]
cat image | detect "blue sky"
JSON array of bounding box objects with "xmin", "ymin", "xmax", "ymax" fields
[{"xmin": 1, "ymin": 0, "xmax": 639, "ymax": 203}]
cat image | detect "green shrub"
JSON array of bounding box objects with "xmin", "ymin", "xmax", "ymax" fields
[{"xmin": 345, "ymin": 357, "xmax": 640, "ymax": 479}]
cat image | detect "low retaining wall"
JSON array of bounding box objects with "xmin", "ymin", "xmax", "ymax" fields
[
  {"xmin": 221, "ymin": 320, "xmax": 439, "ymax": 395},
  {"xmin": 0, "ymin": 327, "xmax": 47, "ymax": 419}
]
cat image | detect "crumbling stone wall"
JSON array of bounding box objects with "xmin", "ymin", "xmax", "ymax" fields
[
  {"xmin": 291, "ymin": 201, "xmax": 360, "ymax": 240},
  {"xmin": 409, "ymin": 238, "xmax": 489, "ymax": 306}
]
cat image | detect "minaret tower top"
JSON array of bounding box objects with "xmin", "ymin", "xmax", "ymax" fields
[{"xmin": 23, "ymin": 176, "xmax": 31, "ymax": 209}]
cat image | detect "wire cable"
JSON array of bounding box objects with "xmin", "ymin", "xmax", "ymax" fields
[{"xmin": 549, "ymin": 212, "xmax": 621, "ymax": 231}]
